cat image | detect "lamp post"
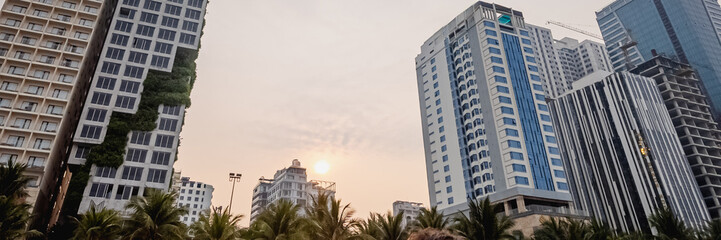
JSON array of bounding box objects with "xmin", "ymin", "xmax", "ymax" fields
[{"xmin": 228, "ymin": 173, "xmax": 242, "ymax": 212}]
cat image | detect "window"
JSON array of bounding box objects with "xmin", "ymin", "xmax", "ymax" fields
[
  {"xmin": 521, "ymin": 38, "xmax": 532, "ymax": 45},
  {"xmin": 485, "ymin": 29, "xmax": 497, "ymax": 36},
  {"xmin": 124, "ymin": 66, "xmax": 144, "ymax": 78},
  {"xmin": 503, "ymin": 117, "xmax": 516, "ymax": 126},
  {"xmin": 155, "ymin": 134, "xmax": 175, "ymax": 148},
  {"xmin": 136, "ymin": 25, "xmax": 155, "ymax": 37},
  {"xmin": 147, "ymin": 169, "xmax": 168, "ymax": 183},
  {"xmin": 140, "ymin": 12, "xmax": 159, "ymax": 24},
  {"xmin": 161, "ymin": 17, "xmax": 179, "ymax": 28},
  {"xmin": 27, "ymin": 22, "xmax": 43, "ymax": 31},
  {"xmin": 90, "ymin": 92, "xmax": 112, "ymax": 106},
  {"xmin": 130, "ymin": 131, "xmax": 151, "ymax": 145},
  {"xmin": 543, "ymin": 125, "xmax": 553, "ymax": 132},
  {"xmin": 499, "ymin": 96, "xmax": 512, "ymax": 104},
  {"xmin": 510, "ymin": 152, "xmax": 523, "ymax": 160},
  {"xmin": 492, "ymin": 66, "xmax": 505, "ymax": 74},
  {"xmin": 523, "ymin": 47, "xmax": 533, "ymax": 54},
  {"xmin": 554, "ymin": 170, "xmax": 566, "ymax": 178},
  {"xmin": 121, "ymin": 166, "xmax": 143, "ymax": 181},
  {"xmin": 487, "ymin": 38, "xmax": 499, "ymax": 45},
  {"xmin": 1, "ymin": 81, "xmax": 18, "ymax": 91},
  {"xmin": 491, "ymin": 56, "xmax": 503, "ymax": 64},
  {"xmin": 116, "ymin": 185, "xmax": 139, "ymax": 200},
  {"xmin": 551, "ymin": 158, "xmax": 562, "ymax": 166},
  {"xmin": 110, "ymin": 34, "xmax": 129, "ymax": 46},
  {"xmin": 96, "ymin": 77, "xmax": 116, "ymax": 90},
  {"xmin": 515, "ymin": 176, "xmax": 529, "ymax": 185},
  {"xmin": 115, "ymin": 96, "xmax": 136, "ymax": 109},
  {"xmin": 125, "ymin": 148, "xmax": 147, "ymax": 161},
  {"xmin": 496, "ymin": 86, "xmax": 509, "ymax": 93},
  {"xmin": 440, "ymin": 145, "xmax": 447, "ymax": 152},
  {"xmin": 182, "ymin": 21, "xmax": 199, "ymax": 32},
  {"xmin": 133, "ymin": 38, "xmax": 152, "ymax": 50},
  {"xmin": 119, "ymin": 80, "xmax": 140, "ymax": 93},
  {"xmin": 40, "ymin": 121, "xmax": 58, "ymax": 132},
  {"xmin": 540, "ymin": 114, "xmax": 551, "ymax": 122},
  {"xmin": 86, "ymin": 108, "xmax": 107, "ymax": 122},
  {"xmin": 511, "ymin": 164, "xmax": 526, "ymax": 172},
  {"xmin": 501, "ymin": 107, "xmax": 514, "ymax": 114},
  {"xmin": 446, "ymin": 186, "xmax": 452, "ymax": 193},
  {"xmin": 546, "ymin": 136, "xmax": 557, "ymax": 143},
  {"xmin": 165, "ymin": 4, "xmax": 182, "ymax": 15},
  {"xmin": 443, "ymin": 165, "xmax": 450, "ymax": 172},
  {"xmin": 105, "ymin": 48, "xmax": 125, "ymax": 60},
  {"xmin": 154, "ymin": 42, "xmax": 173, "ymax": 54},
  {"xmin": 505, "ymin": 129, "xmax": 519, "ymax": 137},
  {"xmin": 437, "ymin": 117, "xmax": 443, "ymax": 123},
  {"xmin": 80, "ymin": 125, "xmax": 102, "ymax": 139},
  {"xmin": 128, "ymin": 51, "xmax": 148, "ymax": 64},
  {"xmin": 123, "ymin": 0, "xmax": 141, "ymax": 6},
  {"xmin": 445, "ymin": 176, "xmax": 451, "ymax": 182},
  {"xmin": 557, "ymin": 182, "xmax": 569, "ymax": 190},
  {"xmin": 185, "ymin": 9, "xmax": 201, "ymax": 20},
  {"xmin": 151, "ymin": 55, "xmax": 170, "ymax": 68},
  {"xmin": 158, "ymin": 29, "xmax": 175, "ymax": 41},
  {"xmin": 538, "ymin": 104, "xmax": 548, "ymax": 111},
  {"xmin": 158, "ymin": 118, "xmax": 178, "ymax": 131},
  {"xmin": 101, "ymin": 62, "xmax": 121, "ymax": 74},
  {"xmin": 119, "ymin": 8, "xmax": 136, "ymax": 19},
  {"xmin": 84, "ymin": 6, "xmax": 98, "ymax": 13},
  {"xmin": 442, "ymin": 155, "xmax": 448, "ymax": 162},
  {"xmin": 179, "ymin": 33, "xmax": 196, "ymax": 44},
  {"xmin": 89, "ymin": 183, "xmax": 113, "ymax": 198},
  {"xmin": 188, "ymin": 0, "xmax": 204, "ymax": 8},
  {"xmin": 162, "ymin": 106, "xmax": 182, "ymax": 115},
  {"xmin": 51, "ymin": 89, "xmax": 69, "ymax": 99},
  {"xmin": 13, "ymin": 118, "xmax": 31, "ymax": 129},
  {"xmin": 144, "ymin": 0, "xmax": 161, "ymax": 11},
  {"xmin": 95, "ymin": 167, "xmax": 117, "ymax": 178},
  {"xmin": 151, "ymin": 151, "xmax": 171, "ymax": 165},
  {"xmin": 75, "ymin": 31, "xmax": 89, "ymax": 40},
  {"xmin": 507, "ymin": 140, "xmax": 522, "ymax": 149},
  {"xmin": 5, "ymin": 136, "xmax": 25, "ymax": 147},
  {"xmin": 549, "ymin": 147, "xmax": 560, "ymax": 155}
]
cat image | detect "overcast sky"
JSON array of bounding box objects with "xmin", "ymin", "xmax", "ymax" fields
[{"xmin": 175, "ymin": 0, "xmax": 615, "ymax": 226}]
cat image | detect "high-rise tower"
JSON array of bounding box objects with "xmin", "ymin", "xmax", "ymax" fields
[
  {"xmin": 415, "ymin": 2, "xmax": 578, "ymax": 235},
  {"xmin": 597, "ymin": 0, "xmax": 721, "ymax": 114}
]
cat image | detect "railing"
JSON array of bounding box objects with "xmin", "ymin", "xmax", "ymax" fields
[{"xmin": 503, "ymin": 205, "xmax": 590, "ymax": 218}]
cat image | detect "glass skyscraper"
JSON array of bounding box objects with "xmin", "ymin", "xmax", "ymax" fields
[{"xmin": 597, "ymin": 0, "xmax": 721, "ymax": 114}]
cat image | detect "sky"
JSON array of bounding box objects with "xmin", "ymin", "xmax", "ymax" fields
[{"xmin": 175, "ymin": 0, "xmax": 616, "ymax": 226}]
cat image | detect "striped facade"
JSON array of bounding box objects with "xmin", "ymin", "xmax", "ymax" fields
[{"xmin": 549, "ymin": 71, "xmax": 709, "ymax": 233}]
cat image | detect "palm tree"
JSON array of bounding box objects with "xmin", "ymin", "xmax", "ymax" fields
[
  {"xmin": 587, "ymin": 219, "xmax": 617, "ymax": 240},
  {"xmin": 648, "ymin": 208, "xmax": 694, "ymax": 240},
  {"xmin": 357, "ymin": 214, "xmax": 382, "ymax": 239},
  {"xmin": 122, "ymin": 189, "xmax": 188, "ymax": 240},
  {"xmin": 373, "ymin": 211, "xmax": 408, "ymax": 240},
  {"xmin": 0, "ymin": 160, "xmax": 31, "ymax": 199},
  {"xmin": 531, "ymin": 217, "xmax": 566, "ymax": 240},
  {"xmin": 701, "ymin": 219, "xmax": 721, "ymax": 240},
  {"xmin": 305, "ymin": 191, "xmax": 358, "ymax": 240},
  {"xmin": 252, "ymin": 199, "xmax": 306, "ymax": 240},
  {"xmin": 0, "ymin": 160, "xmax": 41, "ymax": 240},
  {"xmin": 190, "ymin": 207, "xmax": 243, "ymax": 240},
  {"xmin": 413, "ymin": 206, "xmax": 450, "ymax": 231},
  {"xmin": 72, "ymin": 203, "xmax": 122, "ymax": 240},
  {"xmin": 451, "ymin": 198, "xmax": 515, "ymax": 240}
]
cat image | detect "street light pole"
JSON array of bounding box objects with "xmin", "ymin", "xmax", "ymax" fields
[{"xmin": 228, "ymin": 173, "xmax": 242, "ymax": 212}]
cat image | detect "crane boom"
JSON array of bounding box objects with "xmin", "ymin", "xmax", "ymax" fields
[{"xmin": 546, "ymin": 20, "xmax": 604, "ymax": 41}]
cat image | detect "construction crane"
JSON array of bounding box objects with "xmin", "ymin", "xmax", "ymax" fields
[{"xmin": 546, "ymin": 20, "xmax": 604, "ymax": 41}]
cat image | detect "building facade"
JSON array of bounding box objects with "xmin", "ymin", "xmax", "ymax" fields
[
  {"xmin": 549, "ymin": 70, "xmax": 710, "ymax": 233},
  {"xmin": 630, "ymin": 55, "xmax": 721, "ymax": 219},
  {"xmin": 0, "ymin": 0, "xmax": 120, "ymax": 228},
  {"xmin": 392, "ymin": 201, "xmax": 424, "ymax": 228},
  {"xmin": 250, "ymin": 159, "xmax": 336, "ymax": 223},
  {"xmin": 526, "ymin": 24, "xmax": 612, "ymax": 98},
  {"xmin": 596, "ymin": 0, "xmax": 721, "ymax": 114},
  {"xmin": 176, "ymin": 176, "xmax": 213, "ymax": 226},
  {"xmin": 51, "ymin": 0, "xmax": 209, "ymax": 217},
  {"xmin": 415, "ymin": 2, "xmax": 575, "ymax": 226}
]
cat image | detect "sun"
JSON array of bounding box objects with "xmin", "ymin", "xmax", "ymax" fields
[{"xmin": 314, "ymin": 160, "xmax": 330, "ymax": 174}]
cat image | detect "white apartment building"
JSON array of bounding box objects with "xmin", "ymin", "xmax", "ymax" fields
[
  {"xmin": 64, "ymin": 0, "xmax": 208, "ymax": 214},
  {"xmin": 526, "ymin": 24, "xmax": 612, "ymax": 98},
  {"xmin": 250, "ymin": 159, "xmax": 336, "ymax": 222},
  {"xmin": 0, "ymin": 0, "xmax": 112, "ymax": 225},
  {"xmin": 392, "ymin": 201, "xmax": 424, "ymax": 228},
  {"xmin": 176, "ymin": 176, "xmax": 213, "ymax": 226}
]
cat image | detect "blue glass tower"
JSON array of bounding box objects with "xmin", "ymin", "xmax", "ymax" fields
[{"xmin": 597, "ymin": 0, "xmax": 721, "ymax": 114}]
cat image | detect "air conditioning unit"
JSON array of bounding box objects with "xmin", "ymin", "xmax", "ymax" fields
[{"xmin": 24, "ymin": 106, "xmax": 33, "ymax": 111}]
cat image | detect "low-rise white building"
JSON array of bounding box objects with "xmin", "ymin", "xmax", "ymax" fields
[
  {"xmin": 250, "ymin": 159, "xmax": 335, "ymax": 222},
  {"xmin": 176, "ymin": 176, "xmax": 213, "ymax": 226},
  {"xmin": 393, "ymin": 201, "xmax": 424, "ymax": 228}
]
